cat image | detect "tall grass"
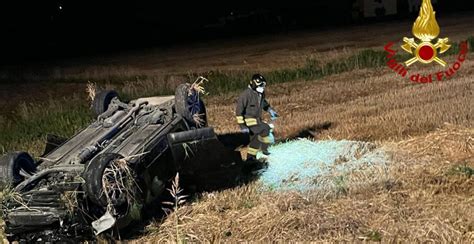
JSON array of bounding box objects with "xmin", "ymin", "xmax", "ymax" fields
[
  {"xmin": 0, "ymin": 96, "xmax": 92, "ymax": 154},
  {"xmin": 200, "ymin": 37, "xmax": 472, "ymax": 95},
  {"xmin": 202, "ymin": 49, "xmax": 390, "ymax": 94}
]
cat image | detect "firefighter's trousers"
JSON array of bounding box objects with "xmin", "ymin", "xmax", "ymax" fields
[{"xmin": 247, "ymin": 122, "xmax": 272, "ymax": 157}]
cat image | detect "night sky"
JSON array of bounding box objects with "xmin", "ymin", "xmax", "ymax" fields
[{"xmin": 1, "ymin": 1, "xmax": 473, "ymax": 64}]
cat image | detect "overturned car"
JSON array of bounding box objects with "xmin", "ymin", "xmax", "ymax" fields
[{"xmin": 0, "ymin": 80, "xmax": 249, "ymax": 242}]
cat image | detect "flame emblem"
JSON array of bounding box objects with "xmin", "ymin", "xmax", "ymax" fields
[{"xmin": 401, "ymin": 0, "xmax": 450, "ymax": 66}]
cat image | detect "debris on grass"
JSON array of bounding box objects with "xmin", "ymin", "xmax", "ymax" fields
[
  {"xmin": 62, "ymin": 191, "xmax": 80, "ymax": 215},
  {"xmin": 186, "ymin": 76, "xmax": 209, "ymax": 127},
  {"xmin": 1, "ymin": 187, "xmax": 30, "ymax": 212},
  {"xmin": 257, "ymin": 139, "xmax": 390, "ymax": 192},
  {"xmin": 101, "ymin": 155, "xmax": 145, "ymax": 215},
  {"xmin": 86, "ymin": 81, "xmax": 97, "ymax": 104},
  {"xmin": 189, "ymin": 76, "xmax": 209, "ymax": 96}
]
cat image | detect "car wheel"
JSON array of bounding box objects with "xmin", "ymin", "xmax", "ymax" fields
[
  {"xmin": 92, "ymin": 90, "xmax": 118, "ymax": 116},
  {"xmin": 83, "ymin": 153, "xmax": 131, "ymax": 207},
  {"xmin": 0, "ymin": 152, "xmax": 37, "ymax": 189},
  {"xmin": 174, "ymin": 83, "xmax": 207, "ymax": 128}
]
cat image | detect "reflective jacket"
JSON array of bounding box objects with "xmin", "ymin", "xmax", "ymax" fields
[{"xmin": 235, "ymin": 87, "xmax": 271, "ymax": 127}]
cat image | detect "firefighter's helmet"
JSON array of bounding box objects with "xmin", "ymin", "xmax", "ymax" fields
[{"xmin": 250, "ymin": 74, "xmax": 266, "ymax": 90}]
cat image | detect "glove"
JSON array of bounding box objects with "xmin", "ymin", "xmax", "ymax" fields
[
  {"xmin": 268, "ymin": 108, "xmax": 279, "ymax": 120},
  {"xmin": 240, "ymin": 124, "xmax": 249, "ymax": 133}
]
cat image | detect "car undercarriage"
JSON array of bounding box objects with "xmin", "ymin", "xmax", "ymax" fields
[{"xmin": 0, "ymin": 81, "xmax": 250, "ymax": 242}]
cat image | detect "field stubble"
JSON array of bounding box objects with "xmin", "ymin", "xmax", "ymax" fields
[
  {"xmin": 138, "ymin": 56, "xmax": 474, "ymax": 242},
  {"xmin": 140, "ymin": 53, "xmax": 473, "ymax": 242},
  {"xmin": 207, "ymin": 58, "xmax": 474, "ymax": 141},
  {"xmin": 140, "ymin": 125, "xmax": 473, "ymax": 242}
]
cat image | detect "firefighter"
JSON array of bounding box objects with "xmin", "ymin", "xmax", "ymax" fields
[{"xmin": 236, "ymin": 74, "xmax": 279, "ymax": 162}]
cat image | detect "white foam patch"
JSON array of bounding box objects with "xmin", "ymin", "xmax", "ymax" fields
[{"xmin": 257, "ymin": 139, "xmax": 389, "ymax": 191}]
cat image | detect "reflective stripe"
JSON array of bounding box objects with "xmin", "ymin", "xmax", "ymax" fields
[
  {"xmin": 236, "ymin": 116, "xmax": 245, "ymax": 124},
  {"xmin": 247, "ymin": 147, "xmax": 259, "ymax": 155},
  {"xmin": 245, "ymin": 118, "xmax": 258, "ymax": 126},
  {"xmin": 258, "ymin": 135, "xmax": 272, "ymax": 144}
]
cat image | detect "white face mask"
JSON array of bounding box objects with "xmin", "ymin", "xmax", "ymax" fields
[{"xmin": 256, "ymin": 86, "xmax": 265, "ymax": 93}]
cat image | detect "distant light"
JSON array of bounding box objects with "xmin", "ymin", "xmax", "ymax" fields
[{"xmin": 59, "ymin": 6, "xmax": 63, "ymax": 10}]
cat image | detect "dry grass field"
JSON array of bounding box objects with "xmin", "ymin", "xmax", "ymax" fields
[
  {"xmin": 138, "ymin": 60, "xmax": 473, "ymax": 243},
  {"xmin": 207, "ymin": 59, "xmax": 474, "ymax": 141},
  {"xmin": 0, "ymin": 13, "xmax": 473, "ymax": 243},
  {"xmin": 141, "ymin": 125, "xmax": 473, "ymax": 242}
]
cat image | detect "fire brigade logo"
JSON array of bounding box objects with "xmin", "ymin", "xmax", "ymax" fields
[
  {"xmin": 401, "ymin": 0, "xmax": 451, "ymax": 66},
  {"xmin": 384, "ymin": 0, "xmax": 468, "ymax": 83}
]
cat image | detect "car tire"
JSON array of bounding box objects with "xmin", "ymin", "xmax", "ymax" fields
[
  {"xmin": 92, "ymin": 90, "xmax": 118, "ymax": 116},
  {"xmin": 0, "ymin": 152, "xmax": 37, "ymax": 189},
  {"xmin": 174, "ymin": 83, "xmax": 207, "ymax": 128},
  {"xmin": 83, "ymin": 153, "xmax": 127, "ymax": 206}
]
